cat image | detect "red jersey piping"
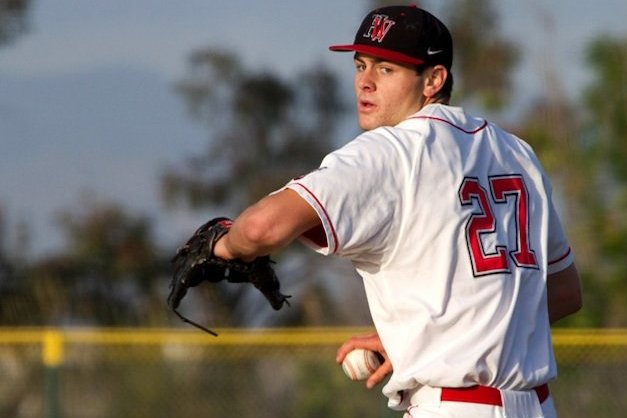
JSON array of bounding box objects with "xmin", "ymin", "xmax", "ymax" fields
[
  {"xmin": 548, "ymin": 247, "xmax": 571, "ymax": 265},
  {"xmin": 409, "ymin": 115, "xmax": 488, "ymax": 134},
  {"xmin": 290, "ymin": 182, "xmax": 339, "ymax": 253}
]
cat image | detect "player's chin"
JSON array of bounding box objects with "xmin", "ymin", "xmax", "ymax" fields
[{"xmin": 357, "ymin": 115, "xmax": 380, "ymax": 131}]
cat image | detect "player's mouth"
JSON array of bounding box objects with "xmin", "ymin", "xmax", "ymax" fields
[{"xmin": 358, "ymin": 99, "xmax": 376, "ymax": 113}]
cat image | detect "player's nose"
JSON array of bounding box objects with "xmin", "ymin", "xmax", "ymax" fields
[{"xmin": 356, "ymin": 70, "xmax": 376, "ymax": 92}]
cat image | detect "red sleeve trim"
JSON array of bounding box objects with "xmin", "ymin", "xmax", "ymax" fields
[
  {"xmin": 548, "ymin": 247, "xmax": 571, "ymax": 265},
  {"xmin": 291, "ymin": 182, "xmax": 339, "ymax": 254}
]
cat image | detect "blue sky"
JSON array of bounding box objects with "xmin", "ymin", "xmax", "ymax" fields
[{"xmin": 1, "ymin": 0, "xmax": 626, "ymax": 257}]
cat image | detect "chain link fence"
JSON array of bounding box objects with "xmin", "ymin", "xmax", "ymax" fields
[{"xmin": 1, "ymin": 328, "xmax": 625, "ymax": 418}]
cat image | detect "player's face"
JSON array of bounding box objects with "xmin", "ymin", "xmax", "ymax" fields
[{"xmin": 353, "ymin": 54, "xmax": 425, "ymax": 130}]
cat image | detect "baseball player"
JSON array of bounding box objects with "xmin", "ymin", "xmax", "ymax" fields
[{"xmin": 212, "ymin": 5, "xmax": 582, "ymax": 418}]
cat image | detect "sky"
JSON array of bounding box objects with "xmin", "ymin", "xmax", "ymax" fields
[{"xmin": 1, "ymin": 0, "xmax": 626, "ymax": 257}]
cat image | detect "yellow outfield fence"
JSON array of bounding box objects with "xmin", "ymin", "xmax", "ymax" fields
[{"xmin": 0, "ymin": 327, "xmax": 626, "ymax": 418}]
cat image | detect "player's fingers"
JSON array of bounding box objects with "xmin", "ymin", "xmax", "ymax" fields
[
  {"xmin": 335, "ymin": 341, "xmax": 357, "ymax": 363},
  {"xmin": 336, "ymin": 335, "xmax": 368, "ymax": 362},
  {"xmin": 336, "ymin": 333, "xmax": 381, "ymax": 363},
  {"xmin": 366, "ymin": 357, "xmax": 393, "ymax": 389}
]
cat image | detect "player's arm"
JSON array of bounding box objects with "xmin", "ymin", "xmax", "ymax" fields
[
  {"xmin": 336, "ymin": 333, "xmax": 393, "ymax": 389},
  {"xmin": 547, "ymin": 262, "xmax": 583, "ymax": 324},
  {"xmin": 213, "ymin": 188, "xmax": 321, "ymax": 261}
]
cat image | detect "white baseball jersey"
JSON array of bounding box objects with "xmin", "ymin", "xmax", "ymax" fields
[{"xmin": 283, "ymin": 104, "xmax": 574, "ymax": 410}]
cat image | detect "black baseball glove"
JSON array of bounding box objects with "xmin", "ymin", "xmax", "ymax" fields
[{"xmin": 168, "ymin": 217, "xmax": 291, "ymax": 336}]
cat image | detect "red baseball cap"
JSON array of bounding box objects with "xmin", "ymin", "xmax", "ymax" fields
[{"xmin": 329, "ymin": 5, "xmax": 453, "ymax": 69}]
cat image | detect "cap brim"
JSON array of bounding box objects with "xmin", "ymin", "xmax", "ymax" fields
[{"xmin": 329, "ymin": 44, "xmax": 425, "ymax": 67}]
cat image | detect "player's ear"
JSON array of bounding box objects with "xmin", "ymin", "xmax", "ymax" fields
[{"xmin": 422, "ymin": 65, "xmax": 448, "ymax": 98}]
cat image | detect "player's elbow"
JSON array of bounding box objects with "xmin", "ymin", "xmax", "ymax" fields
[
  {"xmin": 571, "ymin": 288, "xmax": 583, "ymax": 314},
  {"xmin": 570, "ymin": 290, "xmax": 583, "ymax": 317},
  {"xmin": 550, "ymin": 293, "xmax": 582, "ymax": 324}
]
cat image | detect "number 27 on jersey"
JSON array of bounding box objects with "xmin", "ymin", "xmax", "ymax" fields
[{"xmin": 458, "ymin": 175, "xmax": 539, "ymax": 277}]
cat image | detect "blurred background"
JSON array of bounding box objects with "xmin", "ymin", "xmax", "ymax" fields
[{"xmin": 1, "ymin": 0, "xmax": 626, "ymax": 417}]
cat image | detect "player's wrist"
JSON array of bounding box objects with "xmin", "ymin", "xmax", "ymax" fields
[{"xmin": 214, "ymin": 234, "xmax": 257, "ymax": 262}]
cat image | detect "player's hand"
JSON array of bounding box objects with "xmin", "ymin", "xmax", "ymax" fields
[
  {"xmin": 212, "ymin": 232, "xmax": 235, "ymax": 260},
  {"xmin": 336, "ymin": 332, "xmax": 392, "ymax": 389}
]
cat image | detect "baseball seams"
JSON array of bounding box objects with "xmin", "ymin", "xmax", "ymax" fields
[{"xmin": 342, "ymin": 348, "xmax": 381, "ymax": 380}]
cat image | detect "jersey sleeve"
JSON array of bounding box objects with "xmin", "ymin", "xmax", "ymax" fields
[{"xmin": 283, "ymin": 130, "xmax": 404, "ymax": 259}]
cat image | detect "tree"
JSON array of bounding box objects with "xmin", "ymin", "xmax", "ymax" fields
[
  {"xmin": 0, "ymin": 0, "xmax": 34, "ymax": 324},
  {"xmin": 162, "ymin": 49, "xmax": 346, "ymax": 211},
  {"xmin": 583, "ymin": 37, "xmax": 627, "ymax": 182},
  {"xmin": 579, "ymin": 36, "xmax": 627, "ymax": 326},
  {"xmin": 0, "ymin": 0, "xmax": 31, "ymax": 46},
  {"xmin": 15, "ymin": 197, "xmax": 167, "ymax": 327},
  {"xmin": 444, "ymin": 0, "xmax": 519, "ymax": 110}
]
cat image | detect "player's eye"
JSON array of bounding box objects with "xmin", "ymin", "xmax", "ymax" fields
[{"xmin": 354, "ymin": 62, "xmax": 366, "ymax": 72}]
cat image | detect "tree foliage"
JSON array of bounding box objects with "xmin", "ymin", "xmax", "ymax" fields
[
  {"xmin": 579, "ymin": 36, "xmax": 627, "ymax": 326},
  {"xmin": 583, "ymin": 37, "xmax": 627, "ymax": 181},
  {"xmin": 162, "ymin": 49, "xmax": 346, "ymax": 212},
  {"xmin": 1, "ymin": 198, "xmax": 168, "ymax": 327},
  {"xmin": 444, "ymin": 0, "xmax": 519, "ymax": 110},
  {"xmin": 0, "ymin": 0, "xmax": 31, "ymax": 46}
]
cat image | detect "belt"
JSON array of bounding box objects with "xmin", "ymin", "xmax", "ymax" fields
[{"xmin": 440, "ymin": 384, "xmax": 549, "ymax": 406}]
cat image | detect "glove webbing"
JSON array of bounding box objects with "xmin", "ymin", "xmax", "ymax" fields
[{"xmin": 172, "ymin": 308, "xmax": 218, "ymax": 337}]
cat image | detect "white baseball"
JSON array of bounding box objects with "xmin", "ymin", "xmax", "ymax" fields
[{"xmin": 341, "ymin": 348, "xmax": 381, "ymax": 381}]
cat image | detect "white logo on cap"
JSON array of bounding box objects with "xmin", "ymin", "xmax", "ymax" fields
[{"xmin": 427, "ymin": 47, "xmax": 443, "ymax": 55}]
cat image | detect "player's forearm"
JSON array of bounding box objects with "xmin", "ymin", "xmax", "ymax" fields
[
  {"xmin": 218, "ymin": 213, "xmax": 280, "ymax": 261},
  {"xmin": 212, "ymin": 205, "xmax": 281, "ymax": 261},
  {"xmin": 547, "ymin": 263, "xmax": 583, "ymax": 323},
  {"xmin": 215, "ymin": 189, "xmax": 320, "ymax": 260}
]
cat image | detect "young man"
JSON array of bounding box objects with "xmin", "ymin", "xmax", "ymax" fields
[{"xmin": 213, "ymin": 5, "xmax": 582, "ymax": 418}]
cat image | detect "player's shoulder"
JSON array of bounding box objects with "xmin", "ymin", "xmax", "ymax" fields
[
  {"xmin": 325, "ymin": 126, "xmax": 401, "ymax": 168},
  {"xmin": 347, "ymin": 124, "xmax": 407, "ymax": 151}
]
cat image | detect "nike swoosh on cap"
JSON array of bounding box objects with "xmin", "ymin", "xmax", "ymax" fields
[{"xmin": 427, "ymin": 47, "xmax": 443, "ymax": 55}]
